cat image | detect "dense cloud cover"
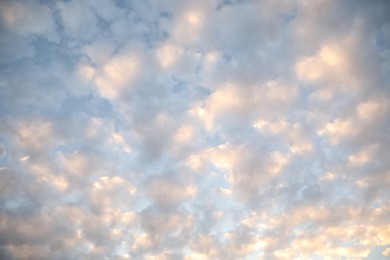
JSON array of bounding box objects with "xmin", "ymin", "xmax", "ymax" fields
[{"xmin": 1, "ymin": 0, "xmax": 390, "ymax": 259}]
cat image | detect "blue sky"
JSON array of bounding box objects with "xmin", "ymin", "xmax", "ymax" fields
[{"xmin": 1, "ymin": 0, "xmax": 390, "ymax": 259}]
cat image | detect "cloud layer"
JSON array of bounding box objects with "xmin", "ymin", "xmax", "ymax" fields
[{"xmin": 1, "ymin": 0, "xmax": 390, "ymax": 259}]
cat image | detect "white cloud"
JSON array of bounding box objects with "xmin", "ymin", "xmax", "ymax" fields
[
  {"xmin": 383, "ymin": 247, "xmax": 390, "ymax": 257},
  {"xmin": 94, "ymin": 50, "xmax": 139, "ymax": 100},
  {"xmin": 0, "ymin": 0, "xmax": 389, "ymax": 259}
]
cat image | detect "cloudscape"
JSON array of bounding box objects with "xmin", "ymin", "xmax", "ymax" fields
[{"xmin": 1, "ymin": 0, "xmax": 390, "ymax": 259}]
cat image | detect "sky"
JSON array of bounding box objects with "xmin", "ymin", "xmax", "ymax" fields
[{"xmin": 0, "ymin": 0, "xmax": 390, "ymax": 259}]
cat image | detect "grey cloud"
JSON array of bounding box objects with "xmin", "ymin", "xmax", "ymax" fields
[
  {"xmin": 0, "ymin": 0, "xmax": 58, "ymax": 64},
  {"xmin": 0, "ymin": 143, "xmax": 6, "ymax": 157}
]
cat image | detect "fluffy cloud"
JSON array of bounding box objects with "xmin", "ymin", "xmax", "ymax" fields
[{"xmin": 0, "ymin": 0, "xmax": 389, "ymax": 259}]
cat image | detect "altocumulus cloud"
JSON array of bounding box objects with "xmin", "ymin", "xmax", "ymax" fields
[{"xmin": 0, "ymin": 0, "xmax": 390, "ymax": 259}]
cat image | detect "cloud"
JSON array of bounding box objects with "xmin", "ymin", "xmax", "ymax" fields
[
  {"xmin": 0, "ymin": 144, "xmax": 6, "ymax": 158},
  {"xmin": 384, "ymin": 247, "xmax": 390, "ymax": 257},
  {"xmin": 57, "ymin": 0, "xmax": 98, "ymax": 43},
  {"xmin": 0, "ymin": 0, "xmax": 58, "ymax": 64},
  {"xmin": 0, "ymin": 0, "xmax": 389, "ymax": 259}
]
